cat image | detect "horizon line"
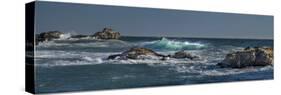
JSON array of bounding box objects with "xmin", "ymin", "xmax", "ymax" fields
[{"xmin": 35, "ymin": 31, "xmax": 273, "ymax": 40}]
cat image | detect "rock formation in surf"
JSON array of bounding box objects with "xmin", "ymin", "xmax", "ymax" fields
[
  {"xmin": 217, "ymin": 47, "xmax": 273, "ymax": 68},
  {"xmin": 107, "ymin": 47, "xmax": 201, "ymax": 61},
  {"xmin": 93, "ymin": 27, "xmax": 120, "ymax": 39},
  {"xmin": 171, "ymin": 50, "xmax": 200, "ymax": 60},
  {"xmin": 107, "ymin": 47, "xmax": 166, "ymax": 60},
  {"xmin": 35, "ymin": 27, "xmax": 122, "ymax": 45},
  {"xmin": 36, "ymin": 31, "xmax": 64, "ymax": 44}
]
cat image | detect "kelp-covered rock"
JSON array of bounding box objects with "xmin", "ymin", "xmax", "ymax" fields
[
  {"xmin": 107, "ymin": 47, "xmax": 166, "ymax": 60},
  {"xmin": 172, "ymin": 50, "xmax": 200, "ymax": 60},
  {"xmin": 93, "ymin": 28, "xmax": 120, "ymax": 39},
  {"xmin": 217, "ymin": 47, "xmax": 273, "ymax": 68}
]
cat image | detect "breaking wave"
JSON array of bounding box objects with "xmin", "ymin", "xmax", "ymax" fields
[
  {"xmin": 35, "ymin": 50, "xmax": 207, "ymax": 67},
  {"xmin": 37, "ymin": 37, "xmax": 207, "ymax": 52},
  {"xmin": 58, "ymin": 33, "xmax": 72, "ymax": 40},
  {"xmin": 142, "ymin": 37, "xmax": 207, "ymax": 50}
]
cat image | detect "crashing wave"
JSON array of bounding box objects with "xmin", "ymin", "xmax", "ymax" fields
[
  {"xmin": 142, "ymin": 37, "xmax": 207, "ymax": 50},
  {"xmin": 58, "ymin": 33, "xmax": 72, "ymax": 40}
]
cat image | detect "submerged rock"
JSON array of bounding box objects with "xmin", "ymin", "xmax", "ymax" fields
[
  {"xmin": 107, "ymin": 47, "xmax": 166, "ymax": 60},
  {"xmin": 36, "ymin": 31, "xmax": 64, "ymax": 44},
  {"xmin": 93, "ymin": 28, "xmax": 120, "ymax": 39},
  {"xmin": 217, "ymin": 47, "xmax": 273, "ymax": 68},
  {"xmin": 172, "ymin": 50, "xmax": 200, "ymax": 60}
]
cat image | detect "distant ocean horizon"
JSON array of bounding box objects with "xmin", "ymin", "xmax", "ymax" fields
[{"xmin": 121, "ymin": 35, "xmax": 273, "ymax": 40}]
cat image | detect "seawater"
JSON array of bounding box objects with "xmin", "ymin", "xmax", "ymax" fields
[{"xmin": 34, "ymin": 36, "xmax": 273, "ymax": 93}]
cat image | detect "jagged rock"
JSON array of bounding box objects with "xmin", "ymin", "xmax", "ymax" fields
[
  {"xmin": 172, "ymin": 51, "xmax": 200, "ymax": 60},
  {"xmin": 36, "ymin": 31, "xmax": 64, "ymax": 43},
  {"xmin": 217, "ymin": 47, "xmax": 273, "ymax": 68},
  {"xmin": 107, "ymin": 47, "xmax": 166, "ymax": 60},
  {"xmin": 93, "ymin": 28, "xmax": 120, "ymax": 39}
]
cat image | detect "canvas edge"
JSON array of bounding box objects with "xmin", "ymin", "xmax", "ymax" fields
[{"xmin": 25, "ymin": 1, "xmax": 36, "ymax": 94}]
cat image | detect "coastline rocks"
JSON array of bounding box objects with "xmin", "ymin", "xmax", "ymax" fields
[
  {"xmin": 217, "ymin": 47, "xmax": 273, "ymax": 68},
  {"xmin": 107, "ymin": 47, "xmax": 201, "ymax": 61},
  {"xmin": 171, "ymin": 51, "xmax": 200, "ymax": 60},
  {"xmin": 93, "ymin": 28, "xmax": 120, "ymax": 39},
  {"xmin": 107, "ymin": 47, "xmax": 166, "ymax": 60},
  {"xmin": 36, "ymin": 31, "xmax": 64, "ymax": 44}
]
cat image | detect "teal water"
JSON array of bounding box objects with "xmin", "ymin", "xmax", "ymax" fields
[{"xmin": 34, "ymin": 36, "xmax": 273, "ymax": 93}]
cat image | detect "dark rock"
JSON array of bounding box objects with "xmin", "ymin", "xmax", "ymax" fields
[
  {"xmin": 36, "ymin": 31, "xmax": 64, "ymax": 43},
  {"xmin": 218, "ymin": 47, "xmax": 273, "ymax": 68},
  {"xmin": 93, "ymin": 28, "xmax": 120, "ymax": 39},
  {"xmin": 70, "ymin": 35, "xmax": 89, "ymax": 38},
  {"xmin": 255, "ymin": 47, "xmax": 273, "ymax": 66},
  {"xmin": 172, "ymin": 50, "xmax": 200, "ymax": 60},
  {"xmin": 244, "ymin": 46, "xmax": 251, "ymax": 50},
  {"xmin": 107, "ymin": 54, "xmax": 123, "ymax": 60},
  {"xmin": 107, "ymin": 47, "xmax": 166, "ymax": 60}
]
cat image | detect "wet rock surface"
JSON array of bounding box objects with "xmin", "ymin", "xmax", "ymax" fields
[
  {"xmin": 93, "ymin": 28, "xmax": 120, "ymax": 39},
  {"xmin": 217, "ymin": 47, "xmax": 273, "ymax": 68}
]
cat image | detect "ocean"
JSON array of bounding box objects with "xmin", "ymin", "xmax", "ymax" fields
[{"xmin": 34, "ymin": 36, "xmax": 273, "ymax": 93}]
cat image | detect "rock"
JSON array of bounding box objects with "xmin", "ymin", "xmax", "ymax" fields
[
  {"xmin": 107, "ymin": 48, "xmax": 202, "ymax": 61},
  {"xmin": 255, "ymin": 47, "xmax": 273, "ymax": 66},
  {"xmin": 36, "ymin": 31, "xmax": 64, "ymax": 43},
  {"xmin": 172, "ymin": 50, "xmax": 200, "ymax": 60},
  {"xmin": 93, "ymin": 28, "xmax": 121, "ymax": 39},
  {"xmin": 70, "ymin": 35, "xmax": 89, "ymax": 38},
  {"xmin": 107, "ymin": 54, "xmax": 123, "ymax": 60},
  {"xmin": 217, "ymin": 47, "xmax": 273, "ymax": 68},
  {"xmin": 107, "ymin": 47, "xmax": 166, "ymax": 60},
  {"xmin": 244, "ymin": 46, "xmax": 251, "ymax": 50}
]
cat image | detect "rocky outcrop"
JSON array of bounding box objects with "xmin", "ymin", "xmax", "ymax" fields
[
  {"xmin": 107, "ymin": 47, "xmax": 166, "ymax": 60},
  {"xmin": 36, "ymin": 31, "xmax": 64, "ymax": 44},
  {"xmin": 217, "ymin": 47, "xmax": 273, "ymax": 68},
  {"xmin": 35, "ymin": 28, "xmax": 121, "ymax": 45},
  {"xmin": 93, "ymin": 28, "xmax": 120, "ymax": 39},
  {"xmin": 107, "ymin": 47, "xmax": 202, "ymax": 61},
  {"xmin": 171, "ymin": 51, "xmax": 200, "ymax": 60}
]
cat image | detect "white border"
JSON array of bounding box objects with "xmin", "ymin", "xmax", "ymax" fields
[{"xmin": 0, "ymin": 0, "xmax": 280, "ymax": 95}]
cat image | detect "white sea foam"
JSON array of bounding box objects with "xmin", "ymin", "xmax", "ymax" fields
[
  {"xmin": 111, "ymin": 75, "xmax": 135, "ymax": 80},
  {"xmin": 37, "ymin": 39, "xmax": 130, "ymax": 48},
  {"xmin": 171, "ymin": 64, "xmax": 273, "ymax": 76},
  {"xmin": 35, "ymin": 50, "xmax": 207, "ymax": 67},
  {"xmin": 141, "ymin": 37, "xmax": 207, "ymax": 50},
  {"xmin": 35, "ymin": 48, "xmax": 273, "ymax": 78},
  {"xmin": 58, "ymin": 33, "xmax": 72, "ymax": 40},
  {"xmin": 37, "ymin": 59, "xmax": 103, "ymax": 67}
]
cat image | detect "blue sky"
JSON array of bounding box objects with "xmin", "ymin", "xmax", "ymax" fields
[{"xmin": 35, "ymin": 1, "xmax": 273, "ymax": 39}]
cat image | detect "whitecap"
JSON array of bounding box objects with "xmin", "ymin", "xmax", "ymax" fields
[
  {"xmin": 141, "ymin": 37, "xmax": 207, "ymax": 50},
  {"xmin": 58, "ymin": 33, "xmax": 72, "ymax": 40}
]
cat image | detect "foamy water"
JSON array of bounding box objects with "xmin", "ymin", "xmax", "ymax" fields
[{"xmin": 34, "ymin": 36, "xmax": 273, "ymax": 93}]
